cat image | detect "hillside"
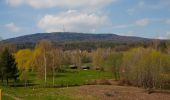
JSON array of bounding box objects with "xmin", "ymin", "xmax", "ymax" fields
[
  {"xmin": 3, "ymin": 32, "xmax": 151, "ymax": 44},
  {"xmin": 1, "ymin": 32, "xmax": 154, "ymax": 50}
]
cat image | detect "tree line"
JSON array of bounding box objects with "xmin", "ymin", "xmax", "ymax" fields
[{"xmin": 0, "ymin": 40, "xmax": 170, "ymax": 89}]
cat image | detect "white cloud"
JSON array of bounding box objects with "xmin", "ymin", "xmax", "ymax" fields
[
  {"xmin": 155, "ymin": 32, "xmax": 170, "ymax": 39},
  {"xmin": 38, "ymin": 10, "xmax": 111, "ymax": 32},
  {"xmin": 138, "ymin": 1, "xmax": 145, "ymax": 8},
  {"xmin": 0, "ymin": 36, "xmax": 3, "ymax": 41},
  {"xmin": 127, "ymin": 1, "xmax": 145, "ymax": 15},
  {"xmin": 4, "ymin": 22, "xmax": 21, "ymax": 32},
  {"xmin": 167, "ymin": 31, "xmax": 170, "ymax": 35},
  {"xmin": 160, "ymin": 0, "xmax": 170, "ymax": 7},
  {"xmin": 112, "ymin": 18, "xmax": 151, "ymax": 29},
  {"xmin": 154, "ymin": 34, "xmax": 168, "ymax": 39},
  {"xmin": 6, "ymin": 0, "xmax": 117, "ymax": 8},
  {"xmin": 154, "ymin": 36, "xmax": 165, "ymax": 39},
  {"xmin": 115, "ymin": 31, "xmax": 135, "ymax": 36},
  {"xmin": 166, "ymin": 19, "xmax": 170, "ymax": 25},
  {"xmin": 112, "ymin": 24, "xmax": 134, "ymax": 29},
  {"xmin": 127, "ymin": 1, "xmax": 170, "ymax": 15},
  {"xmin": 6, "ymin": 0, "xmax": 23, "ymax": 7},
  {"xmin": 111, "ymin": 18, "xmax": 154, "ymax": 30},
  {"xmin": 135, "ymin": 19, "xmax": 150, "ymax": 26},
  {"xmin": 127, "ymin": 9, "xmax": 135, "ymax": 15}
]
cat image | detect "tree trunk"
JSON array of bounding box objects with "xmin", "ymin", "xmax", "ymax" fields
[
  {"xmin": 53, "ymin": 67, "xmax": 55, "ymax": 86},
  {"xmin": 6, "ymin": 77, "xmax": 8, "ymax": 85},
  {"xmin": 52, "ymin": 54, "xmax": 55, "ymax": 86},
  {"xmin": 24, "ymin": 70, "xmax": 27, "ymax": 87},
  {"xmin": 25, "ymin": 79, "xmax": 27, "ymax": 87},
  {"xmin": 1, "ymin": 76, "xmax": 3, "ymax": 83},
  {"xmin": 44, "ymin": 53, "xmax": 47, "ymax": 83}
]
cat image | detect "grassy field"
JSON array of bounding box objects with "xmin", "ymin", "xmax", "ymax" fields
[
  {"xmin": 1, "ymin": 69, "xmax": 113, "ymax": 100},
  {"xmin": 30, "ymin": 69, "xmax": 113, "ymax": 87}
]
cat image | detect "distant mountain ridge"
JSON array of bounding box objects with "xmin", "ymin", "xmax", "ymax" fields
[{"xmin": 2, "ymin": 32, "xmax": 151, "ymax": 44}]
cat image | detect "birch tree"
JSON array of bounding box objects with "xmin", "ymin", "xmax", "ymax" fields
[
  {"xmin": 50, "ymin": 48, "xmax": 63, "ymax": 85},
  {"xmin": 34, "ymin": 40, "xmax": 52, "ymax": 83}
]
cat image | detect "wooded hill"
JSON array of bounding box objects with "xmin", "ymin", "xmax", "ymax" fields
[{"xmin": 1, "ymin": 32, "xmax": 164, "ymax": 50}]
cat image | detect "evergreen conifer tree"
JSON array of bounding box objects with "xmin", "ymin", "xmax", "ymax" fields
[{"xmin": 0, "ymin": 48, "xmax": 19, "ymax": 85}]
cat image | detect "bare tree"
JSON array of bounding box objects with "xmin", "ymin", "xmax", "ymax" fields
[
  {"xmin": 34, "ymin": 40, "xmax": 52, "ymax": 83},
  {"xmin": 92, "ymin": 48, "xmax": 110, "ymax": 71},
  {"xmin": 50, "ymin": 48, "xmax": 63, "ymax": 85},
  {"xmin": 71, "ymin": 50, "xmax": 82, "ymax": 68}
]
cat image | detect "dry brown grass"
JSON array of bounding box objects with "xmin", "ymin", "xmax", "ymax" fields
[{"xmin": 66, "ymin": 84, "xmax": 170, "ymax": 100}]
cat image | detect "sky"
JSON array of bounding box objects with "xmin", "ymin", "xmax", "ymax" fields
[{"xmin": 1, "ymin": 0, "xmax": 170, "ymax": 39}]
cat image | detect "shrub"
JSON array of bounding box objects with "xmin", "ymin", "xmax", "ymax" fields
[{"xmin": 121, "ymin": 48, "xmax": 170, "ymax": 89}]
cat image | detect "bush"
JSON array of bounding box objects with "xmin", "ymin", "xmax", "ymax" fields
[{"xmin": 121, "ymin": 48, "xmax": 170, "ymax": 89}]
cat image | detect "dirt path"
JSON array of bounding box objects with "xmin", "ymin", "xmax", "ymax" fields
[{"xmin": 67, "ymin": 85, "xmax": 170, "ymax": 100}]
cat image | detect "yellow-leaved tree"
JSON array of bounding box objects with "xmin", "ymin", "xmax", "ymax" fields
[{"xmin": 15, "ymin": 49, "xmax": 32, "ymax": 87}]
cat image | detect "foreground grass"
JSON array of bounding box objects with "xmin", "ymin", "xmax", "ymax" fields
[
  {"xmin": 1, "ymin": 69, "xmax": 113, "ymax": 100},
  {"xmin": 2, "ymin": 86, "xmax": 101, "ymax": 100},
  {"xmin": 2, "ymin": 87, "xmax": 73, "ymax": 100},
  {"xmin": 2, "ymin": 85, "xmax": 170, "ymax": 100}
]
